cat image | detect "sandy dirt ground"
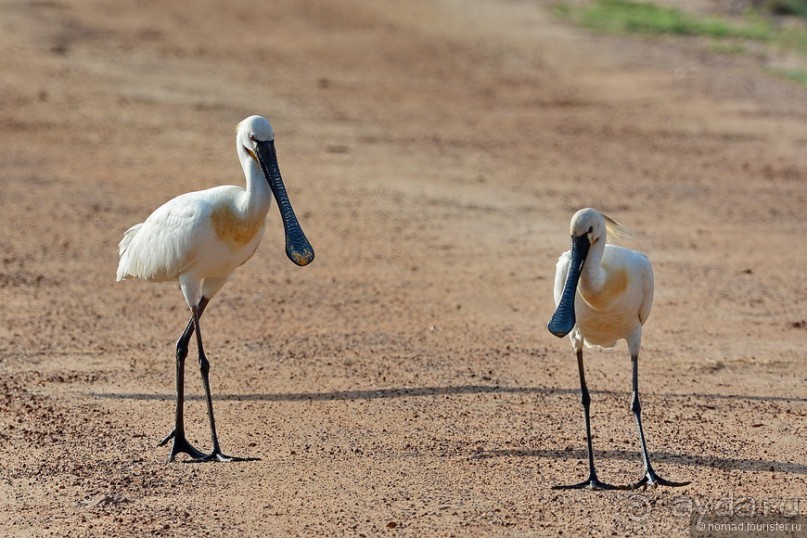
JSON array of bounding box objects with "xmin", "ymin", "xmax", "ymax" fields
[{"xmin": 1, "ymin": 0, "xmax": 806, "ymax": 535}]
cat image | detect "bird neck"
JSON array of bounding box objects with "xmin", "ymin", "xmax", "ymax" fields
[
  {"xmin": 579, "ymin": 238, "xmax": 607, "ymax": 296},
  {"xmin": 240, "ymin": 155, "xmax": 273, "ymax": 217}
]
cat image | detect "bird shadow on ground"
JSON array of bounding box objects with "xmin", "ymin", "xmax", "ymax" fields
[
  {"xmin": 88, "ymin": 384, "xmax": 806, "ymax": 475},
  {"xmin": 470, "ymin": 448, "xmax": 807, "ymax": 475},
  {"xmin": 87, "ymin": 383, "xmax": 807, "ymax": 404}
]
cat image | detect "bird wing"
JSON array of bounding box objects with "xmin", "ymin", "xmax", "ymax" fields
[
  {"xmin": 637, "ymin": 252, "xmax": 654, "ymax": 325},
  {"xmin": 116, "ymin": 191, "xmax": 215, "ymax": 282},
  {"xmin": 553, "ymin": 251, "xmax": 571, "ymax": 306}
]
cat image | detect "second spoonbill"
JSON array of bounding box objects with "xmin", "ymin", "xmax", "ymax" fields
[{"xmin": 547, "ymin": 208, "xmax": 688, "ymax": 490}]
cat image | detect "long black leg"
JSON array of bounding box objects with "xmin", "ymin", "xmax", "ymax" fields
[
  {"xmin": 158, "ymin": 298, "xmax": 210, "ymax": 461},
  {"xmin": 189, "ymin": 302, "xmax": 257, "ymax": 462},
  {"xmin": 626, "ymin": 354, "xmax": 690, "ymax": 489},
  {"xmin": 193, "ymin": 302, "xmax": 224, "ymax": 459},
  {"xmin": 553, "ymin": 350, "xmax": 620, "ymax": 490}
]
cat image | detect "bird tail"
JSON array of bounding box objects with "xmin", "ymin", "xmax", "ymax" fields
[{"xmin": 116, "ymin": 223, "xmax": 143, "ymax": 281}]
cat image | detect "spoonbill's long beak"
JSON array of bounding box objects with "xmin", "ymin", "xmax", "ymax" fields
[
  {"xmin": 255, "ymin": 140, "xmax": 315, "ymax": 267},
  {"xmin": 547, "ymin": 234, "xmax": 590, "ymax": 338}
]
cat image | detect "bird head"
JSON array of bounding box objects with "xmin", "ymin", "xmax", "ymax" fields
[
  {"xmin": 237, "ymin": 115, "xmax": 275, "ymax": 164},
  {"xmin": 236, "ymin": 115, "xmax": 314, "ymax": 267},
  {"xmin": 570, "ymin": 207, "xmax": 605, "ymax": 248},
  {"xmin": 570, "ymin": 207, "xmax": 633, "ymax": 246}
]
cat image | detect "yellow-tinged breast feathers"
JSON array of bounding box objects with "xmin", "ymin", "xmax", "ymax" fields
[{"xmin": 210, "ymin": 203, "xmax": 265, "ymax": 247}]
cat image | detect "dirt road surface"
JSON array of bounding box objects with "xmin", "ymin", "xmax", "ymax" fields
[{"xmin": 1, "ymin": 0, "xmax": 806, "ymax": 535}]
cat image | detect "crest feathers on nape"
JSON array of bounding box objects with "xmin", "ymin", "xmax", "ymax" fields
[{"xmin": 602, "ymin": 213, "xmax": 634, "ymax": 242}]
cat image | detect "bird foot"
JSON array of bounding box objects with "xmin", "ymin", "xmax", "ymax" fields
[
  {"xmin": 552, "ymin": 475, "xmax": 622, "ymax": 491},
  {"xmin": 189, "ymin": 449, "xmax": 260, "ymax": 463},
  {"xmin": 627, "ymin": 468, "xmax": 690, "ymax": 490},
  {"xmin": 158, "ymin": 429, "xmax": 206, "ymax": 461}
]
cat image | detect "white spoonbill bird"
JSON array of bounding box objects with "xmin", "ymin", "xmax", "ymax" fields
[
  {"xmin": 117, "ymin": 115, "xmax": 314, "ymax": 462},
  {"xmin": 547, "ymin": 208, "xmax": 688, "ymax": 490}
]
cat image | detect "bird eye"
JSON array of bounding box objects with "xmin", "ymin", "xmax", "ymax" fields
[
  {"xmin": 249, "ymin": 135, "xmax": 256, "ymax": 142},
  {"xmin": 588, "ymin": 226, "xmax": 593, "ymax": 234}
]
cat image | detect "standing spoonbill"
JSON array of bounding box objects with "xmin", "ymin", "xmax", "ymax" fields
[
  {"xmin": 547, "ymin": 208, "xmax": 688, "ymax": 490},
  {"xmin": 116, "ymin": 115, "xmax": 314, "ymax": 462}
]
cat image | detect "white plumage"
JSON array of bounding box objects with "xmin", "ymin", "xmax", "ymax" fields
[
  {"xmin": 553, "ymin": 240, "xmax": 652, "ymax": 353},
  {"xmin": 117, "ymin": 187, "xmax": 263, "ymax": 281},
  {"xmin": 117, "ymin": 185, "xmax": 267, "ymax": 307}
]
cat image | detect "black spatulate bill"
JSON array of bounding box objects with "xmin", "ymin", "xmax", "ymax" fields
[
  {"xmin": 255, "ymin": 140, "xmax": 315, "ymax": 267},
  {"xmin": 547, "ymin": 234, "xmax": 590, "ymax": 338}
]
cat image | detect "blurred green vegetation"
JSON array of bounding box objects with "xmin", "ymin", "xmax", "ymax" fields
[
  {"xmin": 777, "ymin": 68, "xmax": 807, "ymax": 83},
  {"xmin": 554, "ymin": 0, "xmax": 807, "ymax": 54},
  {"xmin": 554, "ymin": 0, "xmax": 769, "ymax": 39}
]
